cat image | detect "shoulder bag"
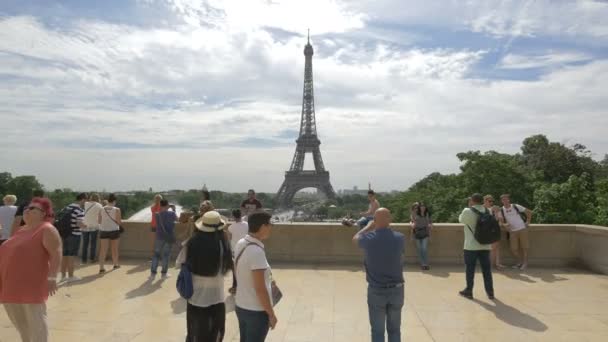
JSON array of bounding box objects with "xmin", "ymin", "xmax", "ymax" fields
[{"xmin": 233, "ymin": 242, "xmax": 283, "ymax": 307}]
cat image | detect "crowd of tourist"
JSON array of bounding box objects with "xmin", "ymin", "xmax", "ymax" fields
[{"xmin": 0, "ymin": 187, "xmax": 534, "ymax": 342}]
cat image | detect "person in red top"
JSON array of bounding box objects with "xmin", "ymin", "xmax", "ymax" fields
[
  {"xmin": 150, "ymin": 194, "xmax": 163, "ymax": 250},
  {"xmin": 0, "ymin": 197, "xmax": 62, "ymax": 342}
]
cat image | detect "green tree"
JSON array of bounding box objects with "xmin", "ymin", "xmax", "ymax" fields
[
  {"xmin": 7, "ymin": 175, "xmax": 44, "ymax": 203},
  {"xmin": 0, "ymin": 172, "xmax": 12, "ymax": 197},
  {"xmin": 457, "ymin": 151, "xmax": 532, "ymax": 207},
  {"xmin": 521, "ymin": 135, "xmax": 599, "ymax": 184},
  {"xmin": 533, "ymin": 174, "xmax": 596, "ymax": 224}
]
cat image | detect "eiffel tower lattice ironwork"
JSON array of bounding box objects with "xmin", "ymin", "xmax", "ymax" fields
[{"xmin": 276, "ymin": 33, "xmax": 336, "ymax": 208}]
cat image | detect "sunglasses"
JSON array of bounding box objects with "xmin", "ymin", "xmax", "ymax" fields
[{"xmin": 26, "ymin": 206, "xmax": 45, "ymax": 213}]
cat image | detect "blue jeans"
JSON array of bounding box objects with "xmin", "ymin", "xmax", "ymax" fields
[
  {"xmin": 367, "ymin": 286, "xmax": 404, "ymax": 342},
  {"xmin": 464, "ymin": 250, "xmax": 494, "ymax": 295},
  {"xmin": 357, "ymin": 216, "xmax": 374, "ymax": 229},
  {"xmin": 151, "ymin": 238, "xmax": 173, "ymax": 274},
  {"xmin": 235, "ymin": 306, "xmax": 269, "ymax": 342},
  {"xmin": 81, "ymin": 231, "xmax": 98, "ymax": 262},
  {"xmin": 415, "ymin": 237, "xmax": 429, "ymax": 266}
]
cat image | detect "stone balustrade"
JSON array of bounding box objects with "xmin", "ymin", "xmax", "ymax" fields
[{"xmin": 115, "ymin": 222, "xmax": 608, "ymax": 274}]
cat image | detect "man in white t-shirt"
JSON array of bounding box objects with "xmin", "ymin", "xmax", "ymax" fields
[
  {"xmin": 234, "ymin": 212, "xmax": 277, "ymax": 340},
  {"xmin": 227, "ymin": 209, "xmax": 249, "ymax": 294},
  {"xmin": 82, "ymin": 193, "xmax": 103, "ymax": 264},
  {"xmin": 500, "ymin": 194, "xmax": 533, "ymax": 270}
]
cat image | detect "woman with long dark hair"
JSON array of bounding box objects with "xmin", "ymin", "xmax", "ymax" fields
[
  {"xmin": 183, "ymin": 210, "xmax": 233, "ymax": 341},
  {"xmin": 410, "ymin": 202, "xmax": 433, "ymax": 270}
]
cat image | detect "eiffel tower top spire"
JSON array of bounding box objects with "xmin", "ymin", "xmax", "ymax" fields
[{"xmin": 300, "ymin": 31, "xmax": 316, "ymax": 138}]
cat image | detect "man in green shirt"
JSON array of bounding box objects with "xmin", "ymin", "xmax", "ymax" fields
[{"xmin": 458, "ymin": 193, "xmax": 494, "ymax": 300}]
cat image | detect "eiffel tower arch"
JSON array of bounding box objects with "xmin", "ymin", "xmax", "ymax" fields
[{"xmin": 276, "ymin": 32, "xmax": 336, "ymax": 208}]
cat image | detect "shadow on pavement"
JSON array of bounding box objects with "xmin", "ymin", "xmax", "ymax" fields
[{"xmin": 475, "ymin": 298, "xmax": 548, "ymax": 332}]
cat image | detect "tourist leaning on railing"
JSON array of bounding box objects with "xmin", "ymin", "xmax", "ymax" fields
[
  {"xmin": 0, "ymin": 197, "xmax": 62, "ymax": 342},
  {"xmin": 411, "ymin": 201, "xmax": 433, "ymax": 271}
]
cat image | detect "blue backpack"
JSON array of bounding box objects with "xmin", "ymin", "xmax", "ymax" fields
[{"xmin": 176, "ymin": 263, "xmax": 193, "ymax": 299}]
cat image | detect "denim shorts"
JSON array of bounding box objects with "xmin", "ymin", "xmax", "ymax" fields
[{"xmin": 62, "ymin": 234, "xmax": 81, "ymax": 256}]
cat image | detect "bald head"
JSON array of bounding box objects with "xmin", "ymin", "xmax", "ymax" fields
[{"xmin": 374, "ymin": 208, "xmax": 392, "ymax": 228}]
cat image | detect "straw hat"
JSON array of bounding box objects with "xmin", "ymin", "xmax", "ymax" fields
[{"xmin": 194, "ymin": 210, "xmax": 226, "ymax": 232}]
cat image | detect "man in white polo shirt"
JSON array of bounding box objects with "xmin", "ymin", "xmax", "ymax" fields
[{"xmin": 500, "ymin": 194, "xmax": 533, "ymax": 270}]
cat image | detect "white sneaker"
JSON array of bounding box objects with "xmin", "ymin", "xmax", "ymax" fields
[{"xmin": 67, "ymin": 276, "xmax": 81, "ymax": 283}]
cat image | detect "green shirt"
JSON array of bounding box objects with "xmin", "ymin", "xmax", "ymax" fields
[{"xmin": 459, "ymin": 204, "xmax": 492, "ymax": 251}]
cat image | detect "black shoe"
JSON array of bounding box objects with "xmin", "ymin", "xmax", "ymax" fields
[
  {"xmin": 459, "ymin": 290, "xmax": 473, "ymax": 299},
  {"xmin": 113, "ymin": 265, "xmax": 121, "ymax": 270},
  {"xmin": 425, "ymin": 266, "xmax": 431, "ymax": 271},
  {"xmin": 99, "ymin": 268, "xmax": 106, "ymax": 274},
  {"xmin": 488, "ymin": 293, "xmax": 495, "ymax": 300}
]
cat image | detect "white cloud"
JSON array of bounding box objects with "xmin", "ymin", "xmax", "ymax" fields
[
  {"xmin": 499, "ymin": 52, "xmax": 593, "ymax": 69},
  {"xmin": 0, "ymin": 1, "xmax": 607, "ymax": 193},
  {"xmin": 352, "ymin": 0, "xmax": 608, "ymax": 41}
]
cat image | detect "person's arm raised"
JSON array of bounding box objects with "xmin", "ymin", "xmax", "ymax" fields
[
  {"xmin": 252, "ymin": 269, "xmax": 277, "ymax": 329},
  {"xmin": 352, "ymin": 220, "xmax": 376, "ymax": 246}
]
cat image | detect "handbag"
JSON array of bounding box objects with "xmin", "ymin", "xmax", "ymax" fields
[
  {"xmin": 414, "ymin": 226, "xmax": 429, "ymax": 239},
  {"xmin": 234, "ymin": 242, "xmax": 283, "ymax": 307},
  {"xmin": 176, "ymin": 263, "xmax": 193, "ymax": 299}
]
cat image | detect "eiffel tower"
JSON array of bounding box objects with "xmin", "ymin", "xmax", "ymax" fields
[{"xmin": 276, "ymin": 32, "xmax": 336, "ymax": 208}]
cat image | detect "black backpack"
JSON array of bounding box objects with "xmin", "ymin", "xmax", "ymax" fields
[
  {"xmin": 467, "ymin": 207, "xmax": 501, "ymax": 244},
  {"xmin": 54, "ymin": 206, "xmax": 74, "ymax": 238}
]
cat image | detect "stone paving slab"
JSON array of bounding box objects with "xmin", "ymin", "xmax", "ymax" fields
[{"xmin": 1, "ymin": 262, "xmax": 607, "ymax": 341}]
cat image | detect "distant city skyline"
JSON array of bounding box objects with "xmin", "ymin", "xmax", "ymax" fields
[{"xmin": 0, "ymin": 1, "xmax": 607, "ymax": 193}]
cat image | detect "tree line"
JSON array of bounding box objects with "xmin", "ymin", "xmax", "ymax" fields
[{"xmin": 1, "ymin": 134, "xmax": 606, "ymax": 225}]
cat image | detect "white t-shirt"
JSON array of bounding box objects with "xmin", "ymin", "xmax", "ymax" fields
[
  {"xmin": 228, "ymin": 221, "xmax": 249, "ymax": 251},
  {"xmin": 100, "ymin": 206, "xmax": 120, "ymax": 231},
  {"xmin": 0, "ymin": 205, "xmax": 18, "ymax": 240},
  {"xmin": 502, "ymin": 204, "xmax": 528, "ymax": 232},
  {"xmin": 83, "ymin": 202, "xmax": 103, "ymax": 231},
  {"xmin": 234, "ymin": 235, "xmax": 272, "ymax": 312},
  {"xmin": 189, "ymin": 273, "xmax": 225, "ymax": 308}
]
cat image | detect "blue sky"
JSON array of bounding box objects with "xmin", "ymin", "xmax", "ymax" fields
[{"xmin": 0, "ymin": 0, "xmax": 607, "ymax": 192}]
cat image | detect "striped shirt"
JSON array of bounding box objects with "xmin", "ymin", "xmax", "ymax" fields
[{"xmin": 67, "ymin": 203, "xmax": 85, "ymax": 236}]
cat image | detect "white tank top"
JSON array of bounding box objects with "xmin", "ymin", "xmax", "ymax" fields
[{"xmin": 100, "ymin": 206, "xmax": 119, "ymax": 231}]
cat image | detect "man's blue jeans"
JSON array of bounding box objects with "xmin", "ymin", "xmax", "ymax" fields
[
  {"xmin": 367, "ymin": 285, "xmax": 404, "ymax": 342},
  {"xmin": 415, "ymin": 237, "xmax": 429, "ymax": 266},
  {"xmin": 464, "ymin": 249, "xmax": 494, "ymax": 295},
  {"xmin": 357, "ymin": 216, "xmax": 374, "ymax": 230},
  {"xmin": 235, "ymin": 306, "xmax": 269, "ymax": 342},
  {"xmin": 151, "ymin": 238, "xmax": 173, "ymax": 274},
  {"xmin": 81, "ymin": 230, "xmax": 98, "ymax": 263}
]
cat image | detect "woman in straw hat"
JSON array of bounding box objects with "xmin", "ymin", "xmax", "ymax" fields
[{"xmin": 179, "ymin": 210, "xmax": 233, "ymax": 341}]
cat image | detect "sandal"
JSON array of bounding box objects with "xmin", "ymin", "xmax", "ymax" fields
[{"xmin": 99, "ymin": 268, "xmax": 106, "ymax": 274}]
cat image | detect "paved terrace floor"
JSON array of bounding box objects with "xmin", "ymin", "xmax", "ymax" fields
[{"xmin": 1, "ymin": 262, "xmax": 607, "ymax": 342}]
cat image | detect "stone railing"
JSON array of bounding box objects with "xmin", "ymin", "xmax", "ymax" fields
[{"xmin": 116, "ymin": 222, "xmax": 608, "ymax": 274}]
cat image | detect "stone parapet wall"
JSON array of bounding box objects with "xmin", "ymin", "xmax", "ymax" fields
[{"xmin": 116, "ymin": 222, "xmax": 607, "ymax": 274}]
